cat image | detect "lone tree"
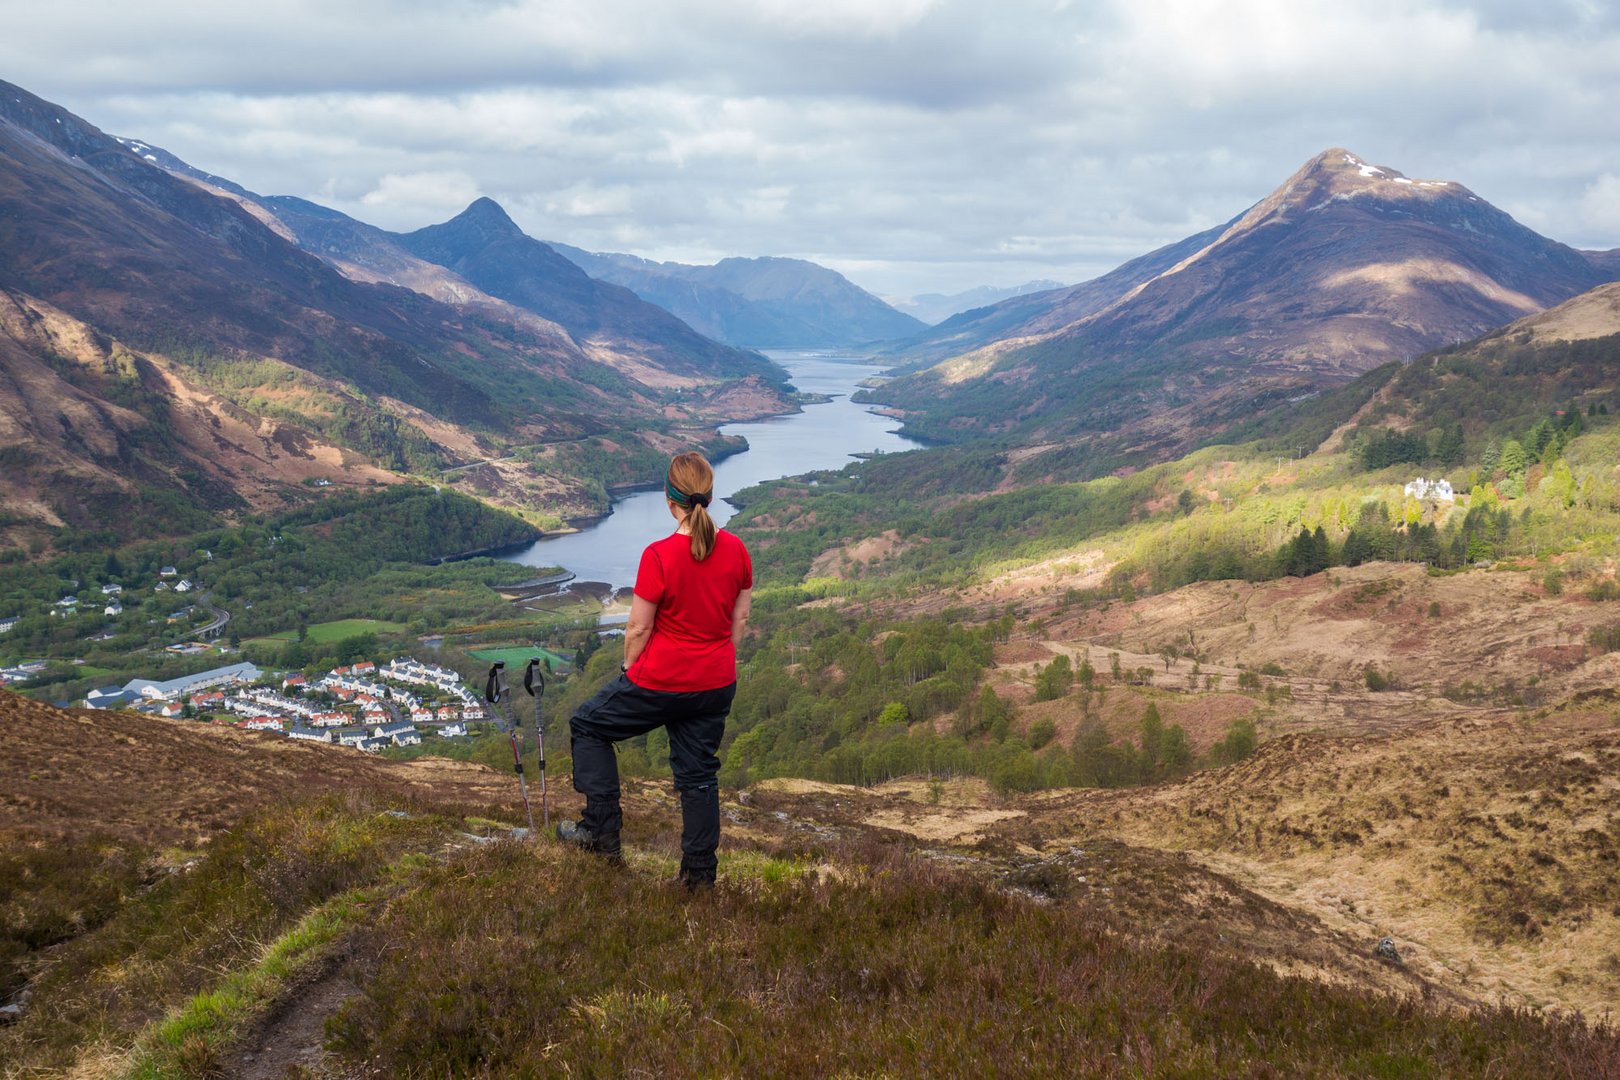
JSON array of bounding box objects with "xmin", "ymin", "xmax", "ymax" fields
[{"xmin": 1034, "ymin": 655, "xmax": 1074, "ymax": 701}]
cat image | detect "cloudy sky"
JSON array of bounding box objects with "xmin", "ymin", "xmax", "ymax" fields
[{"xmin": 5, "ymin": 0, "xmax": 1619, "ymax": 299}]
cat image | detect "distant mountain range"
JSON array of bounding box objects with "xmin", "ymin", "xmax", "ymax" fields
[
  {"xmin": 867, "ymin": 148, "xmax": 1620, "ymax": 457},
  {"xmin": 548, "ymin": 246, "xmax": 926, "ymax": 347},
  {"xmin": 890, "ymin": 281, "xmax": 1067, "ymax": 326},
  {"xmin": 0, "ymin": 80, "xmax": 787, "ymax": 545}
]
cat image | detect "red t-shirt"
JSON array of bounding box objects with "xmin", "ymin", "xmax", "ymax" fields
[{"xmin": 628, "ymin": 529, "xmax": 752, "ymax": 692}]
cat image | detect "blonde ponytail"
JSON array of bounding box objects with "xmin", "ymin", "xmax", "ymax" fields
[
  {"xmin": 687, "ymin": 502, "xmax": 717, "ymax": 561},
  {"xmin": 666, "ymin": 452, "xmax": 718, "ymax": 561}
]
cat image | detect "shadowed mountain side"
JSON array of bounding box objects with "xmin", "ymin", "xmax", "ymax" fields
[
  {"xmin": 552, "ymin": 245, "xmax": 927, "ymax": 348},
  {"xmin": 106, "ymin": 140, "xmax": 776, "ymax": 387},
  {"xmin": 1583, "ymin": 247, "xmax": 1620, "ymax": 276},
  {"xmin": 0, "ymin": 83, "xmax": 524, "ymax": 426}
]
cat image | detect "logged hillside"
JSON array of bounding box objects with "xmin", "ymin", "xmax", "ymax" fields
[
  {"xmin": 867, "ymin": 149, "xmax": 1619, "ymax": 457},
  {"xmin": 4, "ymin": 689, "xmax": 1617, "ymax": 1078}
]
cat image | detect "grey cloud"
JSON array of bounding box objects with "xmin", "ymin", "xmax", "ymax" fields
[{"xmin": 4, "ymin": 0, "xmax": 1618, "ymax": 298}]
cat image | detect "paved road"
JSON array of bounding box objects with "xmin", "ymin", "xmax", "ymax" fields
[{"xmin": 196, "ymin": 592, "xmax": 231, "ymax": 639}]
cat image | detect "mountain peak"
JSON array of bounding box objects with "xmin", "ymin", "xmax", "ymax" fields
[
  {"xmin": 446, "ymin": 196, "xmax": 522, "ymax": 238},
  {"xmin": 1285, "ymin": 147, "xmax": 1466, "ymax": 206}
]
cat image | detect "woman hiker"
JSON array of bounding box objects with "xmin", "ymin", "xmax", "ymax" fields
[{"xmin": 558, "ymin": 452, "xmax": 752, "ymax": 890}]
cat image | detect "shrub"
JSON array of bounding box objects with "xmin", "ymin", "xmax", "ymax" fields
[
  {"xmin": 1587, "ymin": 623, "xmax": 1620, "ymax": 653},
  {"xmin": 1209, "ymin": 717, "xmax": 1257, "ymax": 765}
]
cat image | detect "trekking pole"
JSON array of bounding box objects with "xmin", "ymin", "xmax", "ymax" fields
[
  {"xmin": 485, "ymin": 662, "xmax": 535, "ymax": 835},
  {"xmin": 523, "ymin": 658, "xmax": 549, "ymax": 829}
]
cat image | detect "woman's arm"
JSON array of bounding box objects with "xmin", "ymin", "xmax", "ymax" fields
[
  {"xmin": 730, "ymin": 588, "xmax": 752, "ymax": 651},
  {"xmin": 622, "ymin": 593, "xmax": 658, "ymax": 671}
]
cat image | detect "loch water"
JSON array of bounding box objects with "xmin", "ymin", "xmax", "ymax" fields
[{"xmin": 498, "ymin": 352, "xmax": 923, "ymax": 589}]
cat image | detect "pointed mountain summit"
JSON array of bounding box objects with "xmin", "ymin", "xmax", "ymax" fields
[
  {"xmin": 407, "ymin": 196, "xmax": 525, "ymax": 252},
  {"xmin": 869, "ymin": 148, "xmax": 1619, "ymax": 455},
  {"xmin": 392, "ymin": 200, "xmax": 776, "ymax": 380}
]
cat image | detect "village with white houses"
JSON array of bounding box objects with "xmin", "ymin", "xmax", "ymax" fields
[{"xmin": 79, "ymin": 657, "xmax": 490, "ymax": 754}]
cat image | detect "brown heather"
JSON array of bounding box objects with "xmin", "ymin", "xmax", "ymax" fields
[{"xmin": 3, "ymin": 693, "xmax": 1619, "ymax": 1077}]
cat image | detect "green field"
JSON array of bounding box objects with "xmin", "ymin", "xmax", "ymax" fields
[
  {"xmin": 468, "ymin": 645, "xmax": 573, "ymax": 671},
  {"xmin": 248, "ymin": 619, "xmax": 409, "ymax": 647}
]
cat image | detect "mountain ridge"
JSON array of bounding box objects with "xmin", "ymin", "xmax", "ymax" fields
[
  {"xmin": 867, "ymin": 148, "xmax": 1619, "ymax": 455},
  {"xmin": 0, "ymin": 80, "xmax": 791, "ymax": 545},
  {"xmin": 551, "ymin": 245, "xmax": 926, "ymax": 347}
]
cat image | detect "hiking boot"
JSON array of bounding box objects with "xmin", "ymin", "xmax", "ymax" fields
[
  {"xmin": 556, "ymin": 820, "xmax": 623, "ymax": 864},
  {"xmin": 677, "ymin": 856, "xmax": 716, "ymax": 893},
  {"xmin": 676, "ymin": 869, "xmax": 715, "ymax": 894}
]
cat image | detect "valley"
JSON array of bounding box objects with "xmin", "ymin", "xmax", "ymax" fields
[{"xmin": 4, "ymin": 74, "xmax": 1620, "ymax": 1079}]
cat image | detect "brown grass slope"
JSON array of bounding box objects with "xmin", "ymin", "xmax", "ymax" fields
[
  {"xmin": 3, "ymin": 689, "xmax": 1618, "ymax": 1076},
  {"xmin": 750, "ymin": 701, "xmax": 1620, "ymax": 1020}
]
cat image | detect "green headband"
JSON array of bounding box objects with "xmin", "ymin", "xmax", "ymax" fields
[{"xmin": 666, "ymin": 478, "xmax": 711, "ymax": 508}]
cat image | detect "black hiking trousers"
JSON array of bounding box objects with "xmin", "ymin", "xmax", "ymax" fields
[{"xmin": 569, "ymin": 675, "xmax": 736, "ymax": 880}]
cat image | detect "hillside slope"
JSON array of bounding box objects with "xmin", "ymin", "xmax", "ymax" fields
[{"xmin": 0, "ymin": 80, "xmax": 789, "ymax": 544}]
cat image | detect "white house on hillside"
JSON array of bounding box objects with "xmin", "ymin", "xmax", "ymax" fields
[{"xmin": 1404, "ymin": 477, "xmax": 1455, "ymax": 502}]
